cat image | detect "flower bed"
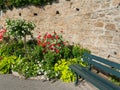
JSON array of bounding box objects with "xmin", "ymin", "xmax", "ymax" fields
[{"xmin": 0, "ymin": 18, "xmax": 90, "ymax": 82}]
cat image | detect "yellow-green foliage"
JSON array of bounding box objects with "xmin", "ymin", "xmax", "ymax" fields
[
  {"xmin": 54, "ymin": 58, "xmax": 86, "ymax": 82},
  {"xmin": 0, "ymin": 56, "xmax": 18, "ymax": 74}
]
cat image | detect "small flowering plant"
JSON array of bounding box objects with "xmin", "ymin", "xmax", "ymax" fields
[{"xmin": 37, "ymin": 31, "xmax": 65, "ymax": 54}]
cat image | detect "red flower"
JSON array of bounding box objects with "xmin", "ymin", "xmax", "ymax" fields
[
  {"xmin": 0, "ymin": 28, "xmax": 6, "ymax": 33},
  {"xmin": 42, "ymin": 42, "xmax": 46, "ymax": 47},
  {"xmin": 57, "ymin": 44, "xmax": 60, "ymax": 46},
  {"xmin": 37, "ymin": 40, "xmax": 41, "ymax": 45},
  {"xmin": 43, "ymin": 35, "xmax": 47, "ymax": 40},
  {"xmin": 55, "ymin": 35, "xmax": 59, "ymax": 39},
  {"xmin": 0, "ymin": 28, "xmax": 7, "ymax": 42},
  {"xmin": 55, "ymin": 49, "xmax": 59, "ymax": 53},
  {"xmin": 0, "ymin": 33, "xmax": 3, "ymax": 41},
  {"xmin": 47, "ymin": 34, "xmax": 52, "ymax": 38},
  {"xmin": 43, "ymin": 32, "xmax": 48, "ymax": 40},
  {"xmin": 51, "ymin": 44, "xmax": 55, "ymax": 46},
  {"xmin": 37, "ymin": 35, "xmax": 41, "ymax": 39},
  {"xmin": 49, "ymin": 45, "xmax": 53, "ymax": 49},
  {"xmin": 47, "ymin": 42, "xmax": 50, "ymax": 45}
]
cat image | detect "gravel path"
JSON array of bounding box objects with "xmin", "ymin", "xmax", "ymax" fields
[{"xmin": 0, "ymin": 74, "xmax": 98, "ymax": 90}]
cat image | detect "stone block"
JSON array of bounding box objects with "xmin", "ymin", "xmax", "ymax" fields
[
  {"xmin": 112, "ymin": 0, "xmax": 120, "ymax": 6},
  {"xmin": 94, "ymin": 21, "xmax": 104, "ymax": 27},
  {"xmin": 93, "ymin": 29, "xmax": 105, "ymax": 35},
  {"xmin": 114, "ymin": 16, "xmax": 120, "ymax": 22},
  {"xmin": 105, "ymin": 23, "xmax": 116, "ymax": 30}
]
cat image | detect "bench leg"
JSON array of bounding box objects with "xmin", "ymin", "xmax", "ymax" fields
[
  {"xmin": 75, "ymin": 73, "xmax": 79, "ymax": 86},
  {"xmin": 75, "ymin": 73, "xmax": 84, "ymax": 86}
]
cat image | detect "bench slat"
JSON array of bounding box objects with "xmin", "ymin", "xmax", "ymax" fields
[
  {"xmin": 83, "ymin": 53, "xmax": 120, "ymax": 69},
  {"xmin": 89, "ymin": 60, "xmax": 120, "ymax": 78},
  {"xmin": 91, "ymin": 54, "xmax": 120, "ymax": 69}
]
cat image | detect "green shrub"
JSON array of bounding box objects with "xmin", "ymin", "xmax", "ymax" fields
[
  {"xmin": 0, "ymin": 40, "xmax": 24, "ymax": 56},
  {"xmin": 54, "ymin": 58, "xmax": 87, "ymax": 82},
  {"xmin": 40, "ymin": 60, "xmax": 57, "ymax": 79},
  {"xmin": 60, "ymin": 45, "xmax": 71, "ymax": 59},
  {"xmin": 0, "ymin": 55, "xmax": 18, "ymax": 74},
  {"xmin": 0, "ymin": 0, "xmax": 57, "ymax": 10},
  {"xmin": 72, "ymin": 45, "xmax": 90, "ymax": 58},
  {"xmin": 12, "ymin": 57, "xmax": 40, "ymax": 78}
]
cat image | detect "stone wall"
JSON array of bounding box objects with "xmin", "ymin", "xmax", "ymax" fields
[{"xmin": 0, "ymin": 0, "xmax": 120, "ymax": 63}]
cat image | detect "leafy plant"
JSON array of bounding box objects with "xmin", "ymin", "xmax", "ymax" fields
[
  {"xmin": 0, "ymin": 55, "xmax": 18, "ymax": 74},
  {"xmin": 54, "ymin": 58, "xmax": 87, "ymax": 82},
  {"xmin": 12, "ymin": 57, "xmax": 40, "ymax": 78},
  {"xmin": 29, "ymin": 45, "xmax": 43, "ymax": 62},
  {"xmin": 0, "ymin": 39, "xmax": 24, "ymax": 56},
  {"xmin": 60, "ymin": 45, "xmax": 71, "ymax": 59}
]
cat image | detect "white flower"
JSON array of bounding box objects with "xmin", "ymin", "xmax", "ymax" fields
[
  {"xmin": 38, "ymin": 71, "xmax": 41, "ymax": 74},
  {"xmin": 38, "ymin": 64, "xmax": 41, "ymax": 67},
  {"xmin": 44, "ymin": 71, "xmax": 47, "ymax": 75},
  {"xmin": 81, "ymin": 58, "xmax": 83, "ymax": 62}
]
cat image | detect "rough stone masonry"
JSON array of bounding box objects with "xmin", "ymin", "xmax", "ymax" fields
[{"xmin": 0, "ymin": 0, "xmax": 120, "ymax": 63}]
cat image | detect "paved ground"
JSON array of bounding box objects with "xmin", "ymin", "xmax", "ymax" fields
[{"xmin": 0, "ymin": 74, "xmax": 98, "ymax": 90}]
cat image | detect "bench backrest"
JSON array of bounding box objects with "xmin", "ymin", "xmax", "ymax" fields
[{"xmin": 83, "ymin": 52, "xmax": 120, "ymax": 78}]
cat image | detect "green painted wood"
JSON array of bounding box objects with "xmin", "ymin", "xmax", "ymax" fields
[
  {"xmin": 69, "ymin": 64, "xmax": 120, "ymax": 90},
  {"xmin": 83, "ymin": 52, "xmax": 120, "ymax": 78},
  {"xmin": 88, "ymin": 59, "xmax": 120, "ymax": 78},
  {"xmin": 75, "ymin": 64, "xmax": 120, "ymax": 89},
  {"xmin": 91, "ymin": 54, "xmax": 120, "ymax": 69},
  {"xmin": 69, "ymin": 65, "xmax": 110, "ymax": 90},
  {"xmin": 69, "ymin": 52, "xmax": 120, "ymax": 90}
]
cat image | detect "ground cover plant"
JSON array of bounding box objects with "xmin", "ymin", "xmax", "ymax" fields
[{"xmin": 0, "ymin": 18, "xmax": 90, "ymax": 82}]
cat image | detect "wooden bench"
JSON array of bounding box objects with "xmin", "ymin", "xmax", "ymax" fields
[{"xmin": 69, "ymin": 52, "xmax": 120, "ymax": 90}]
